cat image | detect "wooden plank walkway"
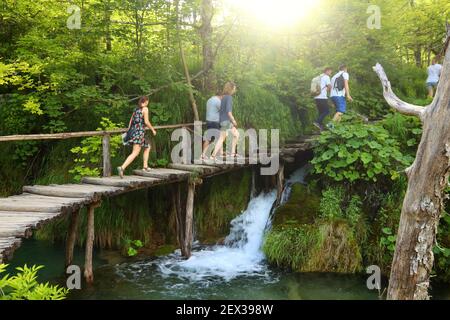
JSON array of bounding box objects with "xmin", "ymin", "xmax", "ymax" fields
[
  {"xmin": 0, "ymin": 135, "xmax": 316, "ymax": 264},
  {"xmin": 0, "ymin": 163, "xmax": 246, "ymax": 263}
]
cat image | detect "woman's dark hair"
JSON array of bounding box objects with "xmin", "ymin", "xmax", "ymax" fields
[{"xmin": 138, "ymin": 96, "xmax": 149, "ymax": 107}]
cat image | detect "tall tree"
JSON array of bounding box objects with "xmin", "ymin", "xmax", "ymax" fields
[
  {"xmin": 373, "ymin": 24, "xmax": 450, "ymax": 300},
  {"xmin": 199, "ymin": 0, "xmax": 216, "ymax": 93}
]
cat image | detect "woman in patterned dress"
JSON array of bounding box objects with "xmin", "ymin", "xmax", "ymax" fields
[{"xmin": 117, "ymin": 96, "xmax": 157, "ymax": 178}]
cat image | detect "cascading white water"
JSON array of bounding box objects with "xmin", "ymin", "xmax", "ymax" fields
[
  {"xmin": 156, "ymin": 191, "xmax": 277, "ymax": 282},
  {"xmin": 116, "ymin": 165, "xmax": 311, "ymax": 285}
]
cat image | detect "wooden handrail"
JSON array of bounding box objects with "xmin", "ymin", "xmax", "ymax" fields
[{"xmin": 0, "ymin": 122, "xmax": 203, "ymax": 142}]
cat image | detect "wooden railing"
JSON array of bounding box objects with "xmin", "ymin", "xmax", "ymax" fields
[{"xmin": 0, "ymin": 123, "xmax": 202, "ymax": 178}]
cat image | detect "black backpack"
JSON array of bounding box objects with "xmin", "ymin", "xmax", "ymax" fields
[{"xmin": 334, "ymin": 73, "xmax": 345, "ymax": 91}]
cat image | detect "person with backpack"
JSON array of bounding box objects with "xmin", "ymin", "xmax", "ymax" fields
[
  {"xmin": 330, "ymin": 65, "xmax": 353, "ymax": 123},
  {"xmin": 312, "ymin": 67, "xmax": 333, "ymax": 131}
]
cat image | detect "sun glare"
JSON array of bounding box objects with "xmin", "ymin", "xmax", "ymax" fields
[{"xmin": 226, "ymin": 0, "xmax": 320, "ymax": 28}]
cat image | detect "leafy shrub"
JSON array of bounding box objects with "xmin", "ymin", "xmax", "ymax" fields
[
  {"xmin": 123, "ymin": 239, "xmax": 144, "ymax": 257},
  {"xmin": 69, "ymin": 118, "xmax": 123, "ymax": 181},
  {"xmin": 311, "ymin": 117, "xmax": 413, "ymax": 183},
  {"xmin": 345, "ymin": 195, "xmax": 363, "ymax": 227},
  {"xmin": 380, "ymin": 227, "xmax": 397, "ymax": 253},
  {"xmin": 380, "ymin": 112, "xmax": 422, "ymax": 156},
  {"xmin": 319, "ymin": 187, "xmax": 344, "ymax": 220},
  {"xmin": 0, "ymin": 264, "xmax": 69, "ymax": 300}
]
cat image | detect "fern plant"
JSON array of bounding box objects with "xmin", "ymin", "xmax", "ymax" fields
[{"xmin": 0, "ymin": 264, "xmax": 69, "ymax": 300}]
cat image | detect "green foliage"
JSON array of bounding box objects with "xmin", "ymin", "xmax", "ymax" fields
[
  {"xmin": 0, "ymin": 264, "xmax": 68, "ymax": 300},
  {"xmin": 364, "ymin": 192, "xmax": 403, "ymax": 270},
  {"xmin": 123, "ymin": 239, "xmax": 144, "ymax": 257},
  {"xmin": 380, "ymin": 112, "xmax": 422, "ymax": 156},
  {"xmin": 319, "ymin": 187, "xmax": 363, "ymax": 226},
  {"xmin": 311, "ymin": 116, "xmax": 413, "ymax": 183},
  {"xmin": 263, "ymin": 223, "xmax": 320, "ymax": 271},
  {"xmin": 69, "ymin": 118, "xmax": 123, "ymax": 181},
  {"xmin": 433, "ymin": 212, "xmax": 450, "ymax": 282},
  {"xmin": 233, "ymin": 83, "xmax": 301, "ymax": 142},
  {"xmin": 380, "ymin": 227, "xmax": 397, "ymax": 253},
  {"xmin": 319, "ymin": 187, "xmax": 344, "ymax": 220},
  {"xmin": 264, "ymin": 220, "xmax": 363, "ymax": 273},
  {"xmin": 345, "ymin": 195, "xmax": 363, "ymax": 227}
]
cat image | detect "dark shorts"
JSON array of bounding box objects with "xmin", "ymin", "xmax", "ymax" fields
[
  {"xmin": 426, "ymin": 82, "xmax": 438, "ymax": 89},
  {"xmin": 331, "ymin": 96, "xmax": 347, "ymax": 113},
  {"xmin": 204, "ymin": 121, "xmax": 220, "ymax": 142}
]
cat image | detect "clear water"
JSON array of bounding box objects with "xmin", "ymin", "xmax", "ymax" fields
[{"xmin": 5, "ymin": 166, "xmax": 450, "ymax": 300}]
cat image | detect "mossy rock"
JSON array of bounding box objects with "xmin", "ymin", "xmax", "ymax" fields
[
  {"xmin": 154, "ymin": 245, "xmax": 177, "ymax": 257},
  {"xmin": 264, "ymin": 219, "xmax": 363, "ymax": 274},
  {"xmin": 273, "ymin": 184, "xmax": 320, "ymax": 226}
]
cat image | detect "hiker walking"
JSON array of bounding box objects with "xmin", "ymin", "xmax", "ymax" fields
[
  {"xmin": 426, "ymin": 57, "xmax": 442, "ymax": 99},
  {"xmin": 330, "ymin": 65, "xmax": 353, "ymax": 123},
  {"xmin": 117, "ymin": 96, "xmax": 157, "ymax": 178},
  {"xmin": 312, "ymin": 67, "xmax": 333, "ymax": 131}
]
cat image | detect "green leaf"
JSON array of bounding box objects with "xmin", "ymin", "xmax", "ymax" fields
[{"xmin": 361, "ymin": 153, "xmax": 373, "ymax": 165}]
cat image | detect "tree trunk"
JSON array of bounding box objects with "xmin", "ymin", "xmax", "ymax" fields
[
  {"xmin": 175, "ymin": 0, "xmax": 200, "ymax": 121},
  {"xmin": 373, "ymin": 25, "xmax": 450, "ymax": 300},
  {"xmin": 104, "ymin": 0, "xmax": 112, "ymax": 51},
  {"xmin": 414, "ymin": 45, "xmax": 422, "ymax": 67},
  {"xmin": 199, "ymin": 0, "xmax": 216, "ymax": 93}
]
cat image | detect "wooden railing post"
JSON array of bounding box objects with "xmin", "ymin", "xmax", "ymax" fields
[{"xmin": 102, "ymin": 134, "xmax": 111, "ymax": 177}]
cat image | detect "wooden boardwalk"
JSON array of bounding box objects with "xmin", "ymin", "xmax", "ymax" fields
[
  {"xmin": 0, "ymin": 164, "xmax": 241, "ymax": 262},
  {"xmin": 0, "ymin": 134, "xmax": 316, "ymax": 281}
]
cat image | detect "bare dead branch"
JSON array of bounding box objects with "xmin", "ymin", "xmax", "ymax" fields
[{"xmin": 373, "ymin": 63, "xmax": 427, "ymax": 119}]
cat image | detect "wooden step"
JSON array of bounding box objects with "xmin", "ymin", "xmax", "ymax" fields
[
  {"xmin": 133, "ymin": 168, "xmax": 191, "ymax": 180},
  {"xmin": 23, "ymin": 184, "xmax": 123, "ymax": 200},
  {"xmin": 82, "ymin": 175, "xmax": 162, "ymax": 188},
  {"xmin": 168, "ymin": 164, "xmax": 220, "ymax": 175}
]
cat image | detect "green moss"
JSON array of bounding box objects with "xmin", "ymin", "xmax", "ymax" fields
[
  {"xmin": 263, "ymin": 219, "xmax": 363, "ymax": 273},
  {"xmin": 154, "ymin": 245, "xmax": 177, "ymax": 257},
  {"xmin": 273, "ymin": 184, "xmax": 320, "ymax": 226},
  {"xmin": 194, "ymin": 170, "xmax": 251, "ymax": 242}
]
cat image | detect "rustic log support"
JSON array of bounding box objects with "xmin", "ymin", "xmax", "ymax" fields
[
  {"xmin": 173, "ymin": 183, "xmax": 185, "ymax": 255},
  {"xmin": 182, "ymin": 182, "xmax": 195, "ymax": 258},
  {"xmin": 102, "ymin": 134, "xmax": 111, "ymax": 177},
  {"xmin": 84, "ymin": 202, "xmax": 101, "ymax": 284},
  {"xmin": 65, "ymin": 209, "xmax": 80, "ymax": 268},
  {"xmin": 173, "ymin": 181, "xmax": 195, "ymax": 259},
  {"xmin": 276, "ymin": 164, "xmax": 285, "ymax": 206}
]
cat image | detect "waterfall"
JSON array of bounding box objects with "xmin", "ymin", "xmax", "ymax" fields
[{"xmin": 146, "ymin": 165, "xmax": 311, "ymax": 282}]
